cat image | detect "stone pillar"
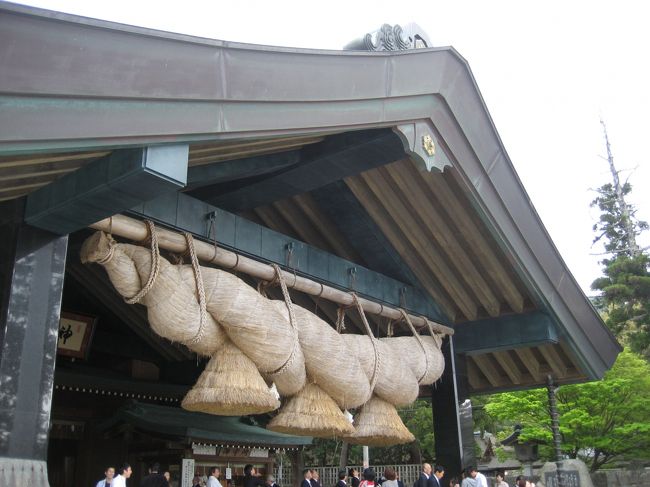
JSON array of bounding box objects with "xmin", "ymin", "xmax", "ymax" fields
[
  {"xmin": 431, "ymin": 336, "xmax": 476, "ymax": 481},
  {"xmin": 0, "ymin": 199, "xmax": 68, "ymax": 486}
]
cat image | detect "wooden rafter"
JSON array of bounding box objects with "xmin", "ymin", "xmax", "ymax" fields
[
  {"xmin": 344, "ymin": 174, "xmax": 458, "ymax": 320},
  {"xmin": 351, "ymin": 171, "xmax": 477, "ymax": 320},
  {"xmin": 382, "ymin": 163, "xmax": 501, "ymax": 317},
  {"xmin": 423, "ymin": 166, "xmax": 525, "ymax": 313}
]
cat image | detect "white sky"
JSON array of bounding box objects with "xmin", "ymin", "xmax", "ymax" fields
[{"xmin": 16, "ymin": 0, "xmax": 650, "ymax": 295}]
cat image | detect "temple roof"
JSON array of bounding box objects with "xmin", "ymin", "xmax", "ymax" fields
[{"xmin": 0, "ymin": 2, "xmax": 620, "ymax": 393}]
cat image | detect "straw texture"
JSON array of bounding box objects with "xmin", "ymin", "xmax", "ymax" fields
[
  {"xmin": 81, "ymin": 232, "xmax": 225, "ymax": 356},
  {"xmin": 345, "ymin": 395, "xmax": 415, "ymax": 446},
  {"xmin": 201, "ymin": 266, "xmax": 306, "ymax": 396},
  {"xmin": 267, "ymin": 383, "xmax": 355, "ymax": 437},
  {"xmin": 343, "ymin": 334, "xmax": 420, "ymax": 406},
  {"xmin": 182, "ymin": 339, "xmax": 280, "ymax": 415},
  {"xmin": 384, "ymin": 335, "xmax": 445, "ymax": 384},
  {"xmin": 283, "ymin": 303, "xmax": 371, "ymax": 409}
]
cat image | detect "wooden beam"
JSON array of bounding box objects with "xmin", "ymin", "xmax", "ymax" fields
[
  {"xmin": 128, "ymin": 191, "xmax": 447, "ymax": 324},
  {"xmin": 89, "ymin": 213, "xmax": 454, "ymax": 336},
  {"xmin": 357, "ymin": 170, "xmax": 478, "ymax": 320},
  {"xmin": 292, "ymin": 192, "xmax": 365, "ymax": 264},
  {"xmin": 470, "ymin": 354, "xmax": 504, "ymax": 388},
  {"xmin": 187, "ymin": 151, "xmax": 299, "ymax": 188},
  {"xmin": 454, "ymin": 311, "xmax": 558, "ymax": 354},
  {"xmin": 491, "ymin": 351, "xmax": 523, "ymax": 385},
  {"xmin": 345, "ymin": 175, "xmax": 458, "ymax": 320},
  {"xmin": 25, "ymin": 145, "xmax": 188, "ymax": 235},
  {"xmin": 514, "ymin": 348, "xmax": 544, "ymax": 382},
  {"xmin": 538, "ymin": 344, "xmax": 568, "ymax": 379},
  {"xmin": 466, "ymin": 356, "xmax": 485, "ymax": 391},
  {"xmin": 205, "ymin": 129, "xmax": 406, "ymax": 211},
  {"xmin": 422, "ymin": 166, "xmax": 525, "ymax": 313},
  {"xmin": 383, "ymin": 163, "xmax": 501, "ymax": 317}
]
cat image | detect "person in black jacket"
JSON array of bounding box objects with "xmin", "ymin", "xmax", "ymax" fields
[
  {"xmin": 336, "ymin": 470, "xmax": 347, "ymax": 487},
  {"xmin": 141, "ymin": 463, "xmax": 169, "ymax": 487},
  {"xmin": 413, "ymin": 464, "xmax": 432, "ymax": 487},
  {"xmin": 348, "ymin": 469, "xmax": 360, "ymax": 487},
  {"xmin": 429, "ymin": 466, "xmax": 445, "ymax": 487},
  {"xmin": 301, "ymin": 469, "xmax": 312, "ymax": 487},
  {"xmin": 244, "ymin": 465, "xmax": 265, "ymax": 487}
]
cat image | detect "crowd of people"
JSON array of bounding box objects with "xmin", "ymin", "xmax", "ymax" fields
[{"xmin": 96, "ymin": 462, "xmax": 535, "ymax": 487}]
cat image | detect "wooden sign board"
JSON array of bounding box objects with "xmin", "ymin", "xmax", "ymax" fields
[{"xmin": 57, "ymin": 311, "xmax": 96, "ymax": 360}]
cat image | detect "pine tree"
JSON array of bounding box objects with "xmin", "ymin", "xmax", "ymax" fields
[{"xmin": 591, "ymin": 121, "xmax": 650, "ymax": 357}]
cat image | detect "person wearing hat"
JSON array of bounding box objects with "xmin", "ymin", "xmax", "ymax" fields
[{"xmin": 336, "ymin": 470, "xmax": 347, "ymax": 487}]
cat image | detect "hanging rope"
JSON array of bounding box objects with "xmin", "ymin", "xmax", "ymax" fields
[
  {"xmin": 336, "ymin": 306, "xmax": 347, "ymax": 333},
  {"xmin": 184, "ymin": 232, "xmax": 208, "ymax": 345},
  {"xmin": 351, "ymin": 292, "xmax": 380, "ymax": 395},
  {"xmin": 96, "ymin": 233, "xmax": 117, "ymax": 265},
  {"xmin": 386, "ymin": 319, "xmax": 394, "ymax": 338},
  {"xmin": 398, "ymin": 308, "xmax": 429, "ymax": 383},
  {"xmin": 268, "ymin": 263, "xmax": 300, "ymax": 376},
  {"xmin": 124, "ymin": 220, "xmax": 161, "ymax": 305},
  {"xmin": 423, "ymin": 318, "xmax": 444, "ymax": 348}
]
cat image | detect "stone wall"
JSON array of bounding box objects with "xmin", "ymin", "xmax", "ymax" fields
[{"xmin": 590, "ymin": 467, "xmax": 650, "ymax": 487}]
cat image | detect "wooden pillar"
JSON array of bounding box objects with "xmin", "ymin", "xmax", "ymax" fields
[
  {"xmin": 290, "ymin": 450, "xmax": 304, "ymax": 487},
  {"xmin": 0, "ymin": 199, "xmax": 68, "ymax": 486},
  {"xmin": 431, "ymin": 336, "xmax": 476, "ymax": 482}
]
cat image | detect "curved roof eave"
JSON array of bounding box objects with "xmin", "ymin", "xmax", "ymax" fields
[{"xmin": 0, "ymin": 3, "xmax": 621, "ymax": 377}]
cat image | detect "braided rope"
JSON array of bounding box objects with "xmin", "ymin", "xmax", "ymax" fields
[
  {"xmin": 269, "ymin": 264, "xmax": 299, "ymax": 376},
  {"xmin": 96, "ymin": 233, "xmax": 117, "ymax": 265},
  {"xmin": 351, "ymin": 293, "xmax": 380, "ymax": 395},
  {"xmin": 336, "ymin": 307, "xmax": 346, "ymax": 333},
  {"xmin": 124, "ymin": 220, "xmax": 160, "ymax": 305},
  {"xmin": 184, "ymin": 232, "xmax": 208, "ymax": 345},
  {"xmin": 422, "ymin": 318, "xmax": 444, "ymax": 348},
  {"xmin": 398, "ymin": 309, "xmax": 429, "ymax": 383}
]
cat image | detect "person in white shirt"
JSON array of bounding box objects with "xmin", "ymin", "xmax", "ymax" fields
[
  {"xmin": 112, "ymin": 463, "xmax": 133, "ymax": 487},
  {"xmin": 96, "ymin": 466, "xmax": 115, "ymax": 487},
  {"xmin": 207, "ymin": 467, "xmax": 222, "ymax": 487},
  {"xmin": 475, "ymin": 471, "xmax": 488, "ymax": 487}
]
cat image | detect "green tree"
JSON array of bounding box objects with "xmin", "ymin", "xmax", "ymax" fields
[
  {"xmin": 484, "ymin": 349, "xmax": 650, "ymax": 471},
  {"xmin": 590, "ymin": 121, "xmax": 650, "ymax": 356}
]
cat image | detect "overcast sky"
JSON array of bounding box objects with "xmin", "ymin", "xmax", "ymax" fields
[{"xmin": 17, "ymin": 0, "xmax": 650, "ymax": 295}]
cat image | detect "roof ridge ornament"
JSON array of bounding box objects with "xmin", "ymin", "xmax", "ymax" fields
[{"xmin": 344, "ymin": 22, "xmax": 431, "ymax": 51}]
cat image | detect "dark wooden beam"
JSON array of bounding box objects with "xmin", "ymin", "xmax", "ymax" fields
[
  {"xmin": 199, "ymin": 129, "xmax": 405, "ymax": 211},
  {"xmin": 25, "ymin": 145, "xmax": 188, "ymax": 234},
  {"xmin": 128, "ymin": 192, "xmax": 448, "ymax": 323},
  {"xmin": 454, "ymin": 311, "xmax": 558, "ymax": 354},
  {"xmin": 187, "ymin": 150, "xmax": 300, "ymax": 189}
]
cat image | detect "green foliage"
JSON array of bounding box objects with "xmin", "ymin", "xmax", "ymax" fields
[
  {"xmin": 484, "ymin": 349, "xmax": 650, "ymax": 472},
  {"xmin": 590, "ymin": 174, "xmax": 649, "ymax": 356},
  {"xmin": 591, "ymin": 253, "xmax": 650, "ymax": 357},
  {"xmin": 591, "ymin": 182, "xmax": 648, "ymax": 255}
]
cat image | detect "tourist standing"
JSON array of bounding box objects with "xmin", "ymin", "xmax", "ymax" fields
[
  {"xmin": 301, "ymin": 469, "xmax": 312, "ymax": 487},
  {"xmin": 113, "ymin": 463, "xmax": 133, "ymax": 487},
  {"xmin": 413, "ymin": 464, "xmax": 431, "ymax": 487},
  {"xmin": 495, "ymin": 472, "xmax": 508, "ymax": 487},
  {"xmin": 96, "ymin": 466, "xmax": 116, "ymax": 487},
  {"xmin": 348, "ymin": 469, "xmax": 360, "ymax": 487},
  {"xmin": 208, "ymin": 467, "xmax": 222, "ymax": 487},
  {"xmin": 381, "ymin": 467, "xmax": 398, "ymax": 487}
]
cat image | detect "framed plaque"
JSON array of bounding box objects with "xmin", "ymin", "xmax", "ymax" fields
[{"xmin": 57, "ymin": 311, "xmax": 96, "ymax": 360}]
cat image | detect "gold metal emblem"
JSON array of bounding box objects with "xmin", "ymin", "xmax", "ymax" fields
[{"xmin": 422, "ymin": 134, "xmax": 435, "ymax": 156}]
